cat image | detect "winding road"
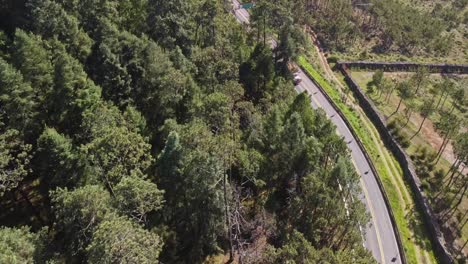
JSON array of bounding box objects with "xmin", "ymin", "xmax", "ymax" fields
[{"xmin": 231, "ymin": 1, "xmax": 402, "ymax": 263}]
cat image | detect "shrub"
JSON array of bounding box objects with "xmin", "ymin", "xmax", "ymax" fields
[
  {"xmin": 387, "ymin": 120, "xmax": 397, "ymax": 132},
  {"xmin": 433, "ymin": 168, "xmax": 445, "ymax": 180},
  {"xmin": 327, "ymin": 56, "xmax": 338, "ymax": 64},
  {"xmin": 400, "ymin": 136, "xmax": 411, "ymax": 148},
  {"xmin": 420, "ymin": 180, "xmax": 430, "ymax": 192}
]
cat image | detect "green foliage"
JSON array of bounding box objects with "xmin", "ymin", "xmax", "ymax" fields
[
  {"xmin": 0, "ymin": 58, "xmax": 39, "ymax": 136},
  {"xmin": 157, "ymin": 123, "xmax": 226, "ymax": 261},
  {"xmin": 419, "ymin": 97, "xmax": 435, "ymax": 118},
  {"xmin": 287, "ymin": 92, "xmax": 315, "ymax": 136},
  {"xmin": 48, "ymin": 47, "xmax": 101, "ymax": 134},
  {"xmin": 81, "ymin": 103, "xmax": 153, "ymax": 189},
  {"xmin": 288, "ymin": 158, "xmax": 367, "ymax": 250},
  {"xmin": 36, "ymin": 127, "xmax": 83, "ymax": 188},
  {"xmin": 113, "ymin": 176, "xmax": 164, "ymax": 222},
  {"xmin": 147, "ymin": 0, "xmax": 192, "ymax": 53},
  {"xmin": 51, "ymin": 185, "xmax": 113, "ymax": 258},
  {"xmin": 372, "ymin": 70, "xmax": 384, "ymax": 88},
  {"xmin": 435, "ymin": 110, "xmax": 461, "ymax": 141},
  {"xmin": 397, "ymin": 81, "xmax": 414, "ymax": 102},
  {"xmin": 413, "ymin": 147, "xmax": 437, "ymax": 179},
  {"xmin": 298, "ymin": 56, "xmax": 437, "ymax": 263},
  {"xmin": 199, "ymin": 92, "xmax": 230, "ymax": 133},
  {"xmin": 116, "ymin": 0, "xmax": 148, "ymax": 34},
  {"xmin": 89, "ymin": 23, "xmax": 195, "ymax": 126},
  {"xmin": 266, "ymin": 230, "xmax": 375, "ymax": 264},
  {"xmin": 0, "ymin": 129, "xmax": 32, "ymax": 197},
  {"xmin": 54, "ymin": 0, "xmax": 119, "ymax": 35},
  {"xmin": 453, "ymin": 132, "xmax": 468, "ymax": 164},
  {"xmin": 11, "ymin": 29, "xmax": 53, "ymax": 98},
  {"xmin": 388, "ymin": 122, "xmax": 411, "ymax": 148},
  {"xmin": 370, "ymin": 0, "xmax": 447, "ymax": 53},
  {"xmin": 86, "ymin": 215, "xmax": 163, "ymax": 263},
  {"xmin": 269, "ymin": 0, "xmax": 456, "ymax": 56},
  {"xmin": 0, "ymin": 226, "xmax": 38, "ymax": 264},
  {"xmin": 0, "ymin": 3, "xmax": 375, "ymax": 263},
  {"xmin": 239, "ymin": 43, "xmax": 275, "ymax": 102},
  {"xmin": 275, "ymin": 23, "xmax": 302, "ymax": 77},
  {"xmin": 265, "ymin": 230, "xmax": 320, "ymax": 263},
  {"xmin": 27, "ymin": 0, "xmax": 93, "ymax": 61}
]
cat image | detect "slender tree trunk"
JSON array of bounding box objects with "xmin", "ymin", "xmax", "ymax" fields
[
  {"xmin": 436, "ymin": 132, "xmax": 451, "ymax": 163},
  {"xmin": 224, "ymin": 172, "xmax": 233, "ymax": 263},
  {"xmin": 411, "ymin": 116, "xmax": 427, "ymax": 139},
  {"xmin": 435, "ymin": 91, "xmax": 446, "ymax": 110},
  {"xmin": 323, "ymin": 146, "xmax": 330, "ymax": 172},
  {"xmin": 394, "ymin": 98, "xmax": 403, "ymax": 114},
  {"xmin": 437, "ymin": 133, "xmax": 449, "ymax": 157},
  {"xmin": 263, "ymin": 15, "xmax": 266, "ymax": 47},
  {"xmin": 447, "ymin": 165, "xmax": 465, "ymax": 189},
  {"xmin": 460, "ymin": 239, "xmax": 468, "ymax": 255},
  {"xmin": 415, "ymin": 81, "xmax": 422, "ymax": 95},
  {"xmin": 335, "ymin": 224, "xmax": 350, "ymax": 249},
  {"xmin": 403, "ymin": 112, "xmax": 412, "ymax": 128},
  {"xmin": 386, "ymin": 86, "xmax": 395, "ymax": 103},
  {"xmin": 449, "ymin": 103, "xmax": 456, "ymax": 114},
  {"xmin": 441, "ymin": 92, "xmax": 449, "ymax": 110},
  {"xmin": 445, "ymin": 159, "xmax": 460, "ymax": 179},
  {"xmin": 459, "ymin": 210, "xmax": 468, "ymax": 230},
  {"xmin": 435, "ymin": 141, "xmax": 449, "ymax": 164},
  {"xmin": 445, "ymin": 160, "xmax": 461, "ymax": 187},
  {"xmin": 450, "ymin": 180, "xmax": 467, "ymax": 210}
]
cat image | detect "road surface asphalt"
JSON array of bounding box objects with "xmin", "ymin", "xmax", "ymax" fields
[{"xmin": 231, "ymin": 1, "xmax": 402, "ymax": 263}]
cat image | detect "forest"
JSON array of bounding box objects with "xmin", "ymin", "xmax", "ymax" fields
[
  {"xmin": 0, "ymin": 0, "xmax": 374, "ymax": 263},
  {"xmin": 272, "ymin": 0, "xmax": 467, "ymax": 62}
]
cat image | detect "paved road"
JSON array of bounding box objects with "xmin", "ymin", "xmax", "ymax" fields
[{"xmin": 231, "ymin": 1, "xmax": 402, "ymax": 263}]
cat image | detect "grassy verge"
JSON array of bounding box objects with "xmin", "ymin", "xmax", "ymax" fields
[
  {"xmin": 298, "ymin": 56, "xmax": 437, "ymax": 263},
  {"xmin": 351, "ymin": 70, "xmax": 468, "ymax": 255}
]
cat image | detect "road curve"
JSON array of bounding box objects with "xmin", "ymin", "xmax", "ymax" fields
[{"xmin": 231, "ymin": 1, "xmax": 402, "ymax": 263}]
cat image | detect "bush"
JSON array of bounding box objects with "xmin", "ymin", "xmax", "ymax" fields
[
  {"xmin": 400, "ymin": 136, "xmax": 411, "ymax": 148},
  {"xmin": 433, "ymin": 168, "xmax": 445, "ymax": 180},
  {"xmin": 420, "ymin": 180, "xmax": 430, "ymax": 192},
  {"xmin": 327, "ymin": 56, "xmax": 338, "ymax": 64},
  {"xmin": 388, "ymin": 122, "xmax": 411, "ymax": 148},
  {"xmin": 387, "ymin": 120, "xmax": 397, "ymax": 132}
]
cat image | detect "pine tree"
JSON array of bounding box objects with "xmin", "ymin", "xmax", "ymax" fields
[
  {"xmin": 27, "ymin": 0, "xmax": 93, "ymax": 61},
  {"xmin": 87, "ymin": 215, "xmax": 163, "ymax": 263},
  {"xmin": 0, "ymin": 129, "xmax": 32, "ymax": 197}
]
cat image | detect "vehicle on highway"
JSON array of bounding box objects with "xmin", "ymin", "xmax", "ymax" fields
[
  {"xmin": 293, "ymin": 74, "xmax": 302, "ymax": 85},
  {"xmin": 293, "ymin": 76, "xmax": 302, "ymax": 85}
]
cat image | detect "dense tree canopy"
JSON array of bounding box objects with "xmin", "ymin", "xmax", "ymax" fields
[
  {"xmin": 256, "ymin": 0, "xmax": 465, "ymax": 58},
  {"xmin": 0, "ymin": 226, "xmax": 39, "ymax": 264},
  {"xmin": 0, "ymin": 0, "xmax": 374, "ymax": 263}
]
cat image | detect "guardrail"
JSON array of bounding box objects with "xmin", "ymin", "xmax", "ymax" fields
[
  {"xmin": 298, "ymin": 64, "xmax": 408, "ymax": 264},
  {"xmin": 337, "ymin": 61, "xmax": 468, "ymax": 74},
  {"xmin": 336, "ymin": 63, "xmax": 455, "ymax": 264}
]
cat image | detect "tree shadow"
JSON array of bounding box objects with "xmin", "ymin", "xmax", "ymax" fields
[{"xmin": 405, "ymin": 206, "xmax": 436, "ymax": 253}]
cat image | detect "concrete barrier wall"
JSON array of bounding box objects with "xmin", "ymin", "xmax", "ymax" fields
[
  {"xmin": 336, "ymin": 64, "xmax": 454, "ymax": 264},
  {"xmin": 337, "ymin": 61, "xmax": 468, "ymax": 74}
]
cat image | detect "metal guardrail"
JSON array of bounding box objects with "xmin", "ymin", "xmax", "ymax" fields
[{"xmin": 298, "ymin": 64, "xmax": 408, "ymax": 264}]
